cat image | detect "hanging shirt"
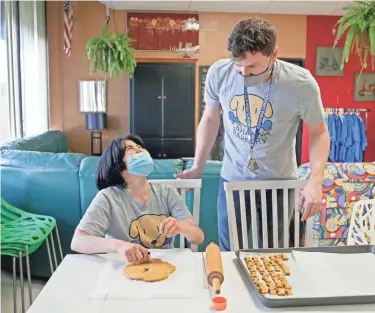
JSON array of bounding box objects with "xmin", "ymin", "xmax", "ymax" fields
[
  {"xmin": 327, "ymin": 114, "xmax": 336, "ymax": 161},
  {"xmin": 340, "ymin": 114, "xmax": 351, "ymax": 162},
  {"xmin": 350, "ymin": 114, "xmax": 360, "ymax": 162},
  {"xmin": 359, "ymin": 115, "xmax": 368, "ymax": 159},
  {"xmin": 335, "ymin": 114, "xmax": 343, "ymax": 162},
  {"xmin": 352, "ymin": 114, "xmax": 368, "ymax": 162},
  {"xmin": 326, "ymin": 111, "xmax": 368, "ymax": 162}
]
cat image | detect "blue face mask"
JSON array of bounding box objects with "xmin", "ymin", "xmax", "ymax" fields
[{"xmin": 126, "ymin": 151, "xmax": 154, "ymax": 177}]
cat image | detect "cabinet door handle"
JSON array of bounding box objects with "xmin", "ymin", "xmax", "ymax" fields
[
  {"xmin": 163, "ymin": 96, "xmax": 167, "ymax": 99},
  {"xmin": 158, "ymin": 96, "xmax": 161, "ymax": 99}
]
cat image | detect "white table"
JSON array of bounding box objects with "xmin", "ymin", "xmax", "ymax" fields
[{"xmin": 28, "ymin": 251, "xmax": 375, "ymax": 313}]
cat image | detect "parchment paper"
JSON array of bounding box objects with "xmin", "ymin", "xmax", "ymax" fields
[
  {"xmin": 90, "ymin": 249, "xmax": 205, "ymax": 300},
  {"xmin": 292, "ymin": 251, "xmax": 375, "ymax": 297}
]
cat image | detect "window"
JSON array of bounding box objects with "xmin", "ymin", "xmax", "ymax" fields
[
  {"xmin": 19, "ymin": 1, "xmax": 49, "ymax": 137},
  {"xmin": 0, "ymin": 0, "xmax": 48, "ymax": 143},
  {"xmin": 0, "ymin": 0, "xmax": 12, "ymax": 142}
]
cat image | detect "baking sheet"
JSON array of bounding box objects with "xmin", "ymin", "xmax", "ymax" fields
[
  {"xmin": 292, "ymin": 251, "xmax": 375, "ymax": 296},
  {"xmin": 90, "ymin": 249, "xmax": 205, "ymax": 300},
  {"xmin": 238, "ymin": 250, "xmax": 375, "ymax": 299},
  {"xmin": 236, "ymin": 246, "xmax": 375, "ymax": 307},
  {"xmin": 238, "ymin": 249, "xmax": 375, "ymax": 300}
]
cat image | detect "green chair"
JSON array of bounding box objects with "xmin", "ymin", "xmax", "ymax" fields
[{"xmin": 1, "ymin": 198, "xmax": 64, "ymax": 313}]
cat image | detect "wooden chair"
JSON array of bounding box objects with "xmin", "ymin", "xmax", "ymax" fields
[
  {"xmin": 149, "ymin": 179, "xmax": 202, "ymax": 252},
  {"xmin": 224, "ymin": 180, "xmax": 314, "ymax": 251}
]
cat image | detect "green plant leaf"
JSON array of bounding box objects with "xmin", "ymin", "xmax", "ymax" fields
[
  {"xmin": 369, "ymin": 23, "xmax": 375, "ymax": 55},
  {"xmin": 333, "ymin": 0, "xmax": 375, "ymax": 71},
  {"xmin": 85, "ymin": 25, "xmax": 137, "ymax": 78}
]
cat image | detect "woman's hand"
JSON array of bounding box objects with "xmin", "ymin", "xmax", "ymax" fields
[
  {"xmin": 117, "ymin": 242, "xmax": 149, "ymax": 264},
  {"xmin": 160, "ymin": 217, "xmax": 182, "ymax": 238},
  {"xmin": 160, "ymin": 217, "xmax": 204, "ymax": 245}
]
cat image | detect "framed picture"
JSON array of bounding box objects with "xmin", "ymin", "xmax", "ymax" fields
[
  {"xmin": 315, "ymin": 47, "xmax": 344, "ymax": 76},
  {"xmin": 354, "ymin": 72, "xmax": 375, "ymax": 102}
]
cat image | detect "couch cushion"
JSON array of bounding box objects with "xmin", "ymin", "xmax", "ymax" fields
[
  {"xmin": 299, "ymin": 162, "xmax": 375, "ymax": 247},
  {"xmin": 148, "ymin": 159, "xmax": 184, "ymax": 178},
  {"xmin": 339, "ymin": 163, "xmax": 375, "ymax": 181},
  {"xmin": 299, "ymin": 162, "xmax": 375, "ymax": 182},
  {"xmin": 299, "ymin": 162, "xmax": 347, "ymax": 180},
  {"xmin": 185, "ymin": 160, "xmax": 222, "ymax": 251},
  {"xmin": 0, "ymin": 130, "xmax": 69, "ymax": 153},
  {"xmin": 185, "ymin": 159, "xmax": 222, "ymax": 175},
  {"xmin": 1, "ymin": 150, "xmax": 85, "ymax": 264},
  {"xmin": 79, "ymin": 156, "xmax": 100, "ymax": 217}
]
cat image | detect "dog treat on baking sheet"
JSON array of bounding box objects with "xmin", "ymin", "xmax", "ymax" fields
[
  {"xmin": 243, "ymin": 254, "xmax": 292, "ymax": 297},
  {"xmin": 239, "ymin": 245, "xmax": 375, "ymax": 308}
]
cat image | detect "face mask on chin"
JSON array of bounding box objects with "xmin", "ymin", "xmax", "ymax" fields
[
  {"xmin": 243, "ymin": 58, "xmax": 274, "ymax": 88},
  {"xmin": 126, "ymin": 151, "xmax": 154, "ymax": 177}
]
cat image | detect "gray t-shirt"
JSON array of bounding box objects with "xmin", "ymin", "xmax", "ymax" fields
[
  {"xmin": 204, "ymin": 59, "xmax": 325, "ymax": 181},
  {"xmin": 76, "ymin": 184, "xmax": 192, "ymax": 249}
]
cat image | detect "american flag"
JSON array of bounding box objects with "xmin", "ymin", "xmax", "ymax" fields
[{"xmin": 63, "ymin": 0, "xmax": 74, "ymax": 56}]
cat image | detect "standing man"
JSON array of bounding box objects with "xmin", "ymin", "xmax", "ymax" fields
[{"xmin": 176, "ymin": 17, "xmax": 330, "ymax": 251}]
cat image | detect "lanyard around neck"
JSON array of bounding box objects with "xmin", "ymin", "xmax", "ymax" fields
[{"xmin": 243, "ymin": 76, "xmax": 273, "ymax": 159}]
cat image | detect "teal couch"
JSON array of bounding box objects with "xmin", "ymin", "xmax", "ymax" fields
[{"xmin": 1, "ymin": 131, "xmax": 221, "ymax": 278}]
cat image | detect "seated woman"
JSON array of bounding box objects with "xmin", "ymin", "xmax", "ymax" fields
[{"xmin": 71, "ymin": 133, "xmax": 204, "ymax": 264}]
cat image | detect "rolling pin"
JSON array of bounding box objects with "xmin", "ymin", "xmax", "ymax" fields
[{"xmin": 205, "ymin": 242, "xmax": 224, "ymax": 295}]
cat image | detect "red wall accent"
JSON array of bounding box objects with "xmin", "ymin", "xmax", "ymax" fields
[{"xmin": 302, "ymin": 15, "xmax": 375, "ymax": 164}]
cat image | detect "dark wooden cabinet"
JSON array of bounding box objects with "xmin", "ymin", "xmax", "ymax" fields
[
  {"xmin": 131, "ymin": 64, "xmax": 163, "ymax": 138},
  {"xmin": 130, "ymin": 63, "xmax": 195, "ymax": 159}
]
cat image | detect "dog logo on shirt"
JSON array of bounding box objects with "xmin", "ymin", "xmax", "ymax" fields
[
  {"xmin": 228, "ymin": 94, "xmax": 273, "ymax": 144},
  {"xmin": 129, "ymin": 214, "xmax": 173, "ymax": 248}
]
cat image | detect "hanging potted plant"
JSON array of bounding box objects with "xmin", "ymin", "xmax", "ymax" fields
[
  {"xmin": 86, "ymin": 12, "xmax": 137, "ymax": 78},
  {"xmin": 333, "ymin": 0, "xmax": 375, "ymax": 71}
]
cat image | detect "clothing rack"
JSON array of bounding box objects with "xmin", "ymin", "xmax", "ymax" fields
[{"xmin": 324, "ymin": 108, "xmax": 370, "ymax": 131}]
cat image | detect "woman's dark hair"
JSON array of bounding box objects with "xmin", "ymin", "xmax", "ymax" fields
[
  {"xmin": 228, "ymin": 17, "xmax": 276, "ymax": 59},
  {"xmin": 96, "ymin": 133, "xmax": 145, "ymax": 190}
]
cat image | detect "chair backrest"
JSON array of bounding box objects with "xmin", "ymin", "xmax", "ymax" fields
[
  {"xmin": 224, "ymin": 180, "xmax": 314, "ymax": 251},
  {"xmin": 347, "ymin": 199, "xmax": 375, "ymax": 246},
  {"xmin": 148, "ymin": 179, "xmax": 202, "ymax": 252},
  {"xmin": 1, "ymin": 198, "xmax": 23, "ymax": 224}
]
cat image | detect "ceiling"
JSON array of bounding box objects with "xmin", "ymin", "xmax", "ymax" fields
[{"xmin": 99, "ymin": 0, "xmax": 352, "ymax": 16}]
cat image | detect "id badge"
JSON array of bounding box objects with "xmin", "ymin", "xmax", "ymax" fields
[{"xmin": 247, "ymin": 157, "xmax": 259, "ymax": 172}]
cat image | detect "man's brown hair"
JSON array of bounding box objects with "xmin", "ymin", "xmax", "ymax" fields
[{"xmin": 228, "ymin": 17, "xmax": 277, "ymax": 59}]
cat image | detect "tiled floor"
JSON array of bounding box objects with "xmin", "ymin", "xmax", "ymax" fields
[{"xmin": 1, "ymin": 270, "xmax": 46, "ymax": 313}]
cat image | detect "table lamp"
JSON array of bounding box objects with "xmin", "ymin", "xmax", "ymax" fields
[
  {"xmin": 85, "ymin": 112, "xmax": 107, "ymax": 156},
  {"xmin": 79, "ymin": 80, "xmax": 107, "ymax": 156}
]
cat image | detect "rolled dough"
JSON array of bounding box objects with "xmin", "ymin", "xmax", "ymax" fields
[{"xmin": 124, "ymin": 258, "xmax": 176, "ymax": 282}]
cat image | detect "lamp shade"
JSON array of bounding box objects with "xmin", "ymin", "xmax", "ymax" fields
[
  {"xmin": 85, "ymin": 113, "xmax": 108, "ymax": 130},
  {"xmin": 79, "ymin": 80, "xmax": 106, "ymax": 113}
]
